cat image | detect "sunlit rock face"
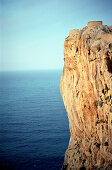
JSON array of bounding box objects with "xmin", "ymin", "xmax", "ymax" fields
[{"xmin": 60, "ymin": 21, "xmax": 112, "ymax": 170}]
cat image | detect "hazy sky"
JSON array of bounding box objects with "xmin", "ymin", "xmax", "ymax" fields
[{"xmin": 0, "ymin": 0, "xmax": 112, "ymax": 71}]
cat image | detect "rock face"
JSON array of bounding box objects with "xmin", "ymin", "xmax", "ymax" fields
[{"xmin": 60, "ymin": 21, "xmax": 112, "ymax": 170}]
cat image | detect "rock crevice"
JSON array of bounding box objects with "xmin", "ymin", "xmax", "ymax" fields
[{"xmin": 60, "ymin": 21, "xmax": 112, "ymax": 170}]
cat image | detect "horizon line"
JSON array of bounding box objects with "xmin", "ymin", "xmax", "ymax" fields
[{"xmin": 0, "ymin": 68, "xmax": 63, "ymax": 72}]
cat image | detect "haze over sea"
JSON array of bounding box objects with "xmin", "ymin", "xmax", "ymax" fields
[{"xmin": 0, "ymin": 70, "xmax": 70, "ymax": 170}]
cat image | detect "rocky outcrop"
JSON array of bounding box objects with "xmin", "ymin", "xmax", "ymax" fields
[{"xmin": 60, "ymin": 21, "xmax": 112, "ymax": 170}]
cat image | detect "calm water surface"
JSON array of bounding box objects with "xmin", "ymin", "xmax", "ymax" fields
[{"xmin": 0, "ymin": 70, "xmax": 70, "ymax": 170}]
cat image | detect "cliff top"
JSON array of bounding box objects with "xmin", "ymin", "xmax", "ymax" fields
[
  {"xmin": 69, "ymin": 21, "xmax": 112, "ymax": 40},
  {"xmin": 66, "ymin": 21, "xmax": 112, "ymax": 63}
]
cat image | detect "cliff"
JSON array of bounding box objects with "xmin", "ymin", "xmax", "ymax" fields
[{"xmin": 60, "ymin": 21, "xmax": 112, "ymax": 170}]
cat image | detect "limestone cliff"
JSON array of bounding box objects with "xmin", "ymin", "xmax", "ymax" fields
[{"xmin": 60, "ymin": 21, "xmax": 112, "ymax": 170}]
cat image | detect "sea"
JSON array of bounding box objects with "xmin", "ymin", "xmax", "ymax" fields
[{"xmin": 0, "ymin": 70, "xmax": 70, "ymax": 170}]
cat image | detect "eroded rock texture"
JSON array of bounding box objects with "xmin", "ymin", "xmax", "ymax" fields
[{"xmin": 60, "ymin": 21, "xmax": 112, "ymax": 170}]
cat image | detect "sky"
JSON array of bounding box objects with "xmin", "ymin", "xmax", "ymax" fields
[{"xmin": 0, "ymin": 0, "xmax": 112, "ymax": 71}]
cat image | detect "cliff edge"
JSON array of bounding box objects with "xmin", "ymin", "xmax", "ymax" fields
[{"xmin": 60, "ymin": 21, "xmax": 112, "ymax": 170}]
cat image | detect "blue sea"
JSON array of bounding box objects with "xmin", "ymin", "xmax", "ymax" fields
[{"xmin": 0, "ymin": 70, "xmax": 70, "ymax": 170}]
